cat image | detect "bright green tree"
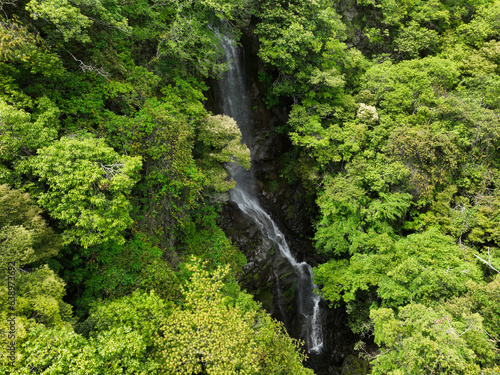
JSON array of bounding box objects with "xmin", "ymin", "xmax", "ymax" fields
[
  {"xmin": 197, "ymin": 114, "xmax": 250, "ymax": 193},
  {"xmin": 370, "ymin": 303, "xmax": 497, "ymax": 375},
  {"xmin": 29, "ymin": 134, "xmax": 142, "ymax": 247},
  {"xmin": 156, "ymin": 257, "xmax": 313, "ymax": 375},
  {"xmin": 5, "ymin": 290, "xmax": 170, "ymax": 374}
]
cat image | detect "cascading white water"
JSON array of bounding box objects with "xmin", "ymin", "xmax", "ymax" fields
[{"xmin": 218, "ymin": 35, "xmax": 324, "ymax": 353}]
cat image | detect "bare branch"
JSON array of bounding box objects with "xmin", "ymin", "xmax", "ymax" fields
[
  {"xmin": 473, "ymin": 249, "xmax": 500, "ymax": 274},
  {"xmin": 99, "ymin": 162, "xmax": 124, "ymax": 178},
  {"xmin": 0, "ymin": 0, "xmax": 18, "ymax": 19},
  {"xmin": 65, "ymin": 50, "xmax": 109, "ymax": 77}
]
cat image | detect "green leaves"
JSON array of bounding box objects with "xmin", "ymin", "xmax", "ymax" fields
[
  {"xmin": 315, "ymin": 165, "xmax": 412, "ymax": 257},
  {"xmin": 26, "ymin": 0, "xmax": 131, "ymax": 44},
  {"xmin": 5, "ymin": 290, "xmax": 168, "ymax": 374},
  {"xmin": 0, "ymin": 185, "xmax": 60, "ymax": 269},
  {"xmin": 197, "ymin": 114, "xmax": 250, "ymax": 193},
  {"xmin": 156, "ymin": 258, "xmax": 313, "ymax": 375},
  {"xmin": 255, "ymin": 0, "xmax": 349, "ymax": 98},
  {"xmin": 4, "ymin": 258, "xmax": 313, "ymax": 374},
  {"xmin": 315, "ymin": 228, "xmax": 484, "ymax": 335},
  {"xmin": 0, "ymin": 0, "xmax": 499, "ymax": 371},
  {"xmin": 254, "ymin": 1, "xmax": 500, "ymax": 370},
  {"xmin": 63, "ymin": 235, "xmax": 182, "ymax": 315},
  {"xmin": 26, "ymin": 0, "xmax": 94, "ymax": 43},
  {"xmin": 457, "ymin": 1, "xmax": 500, "ymax": 47},
  {"xmin": 0, "ymin": 98, "xmax": 59, "ymax": 170},
  {"xmin": 0, "ymin": 186, "xmax": 71, "ymax": 365},
  {"xmin": 378, "ymin": 229, "xmax": 482, "ymax": 306},
  {"xmin": 87, "ymin": 289, "xmax": 172, "ymax": 348},
  {"xmin": 370, "ymin": 303, "xmax": 495, "ymax": 375},
  {"xmin": 30, "ymin": 134, "xmax": 142, "ymax": 247},
  {"xmin": 154, "ymin": 0, "xmax": 250, "ymax": 78}
]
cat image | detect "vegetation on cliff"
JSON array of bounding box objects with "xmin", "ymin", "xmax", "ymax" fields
[
  {"xmin": 1, "ymin": 0, "xmax": 499, "ymax": 373},
  {"xmin": 255, "ymin": 0, "xmax": 500, "ymax": 373}
]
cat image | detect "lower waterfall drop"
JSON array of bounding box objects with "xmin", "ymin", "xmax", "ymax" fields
[{"xmin": 218, "ymin": 35, "xmax": 324, "ymax": 353}]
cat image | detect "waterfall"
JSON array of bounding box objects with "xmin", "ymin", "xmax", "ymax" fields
[{"xmin": 218, "ymin": 35, "xmax": 324, "ymax": 353}]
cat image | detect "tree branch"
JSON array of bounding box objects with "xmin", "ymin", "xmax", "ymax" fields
[
  {"xmin": 65, "ymin": 50, "xmax": 109, "ymax": 77},
  {"xmin": 473, "ymin": 248, "xmax": 500, "ymax": 274}
]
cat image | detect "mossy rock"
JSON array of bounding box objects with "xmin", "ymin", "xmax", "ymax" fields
[
  {"xmin": 280, "ymin": 270, "xmax": 294, "ymax": 280},
  {"xmin": 282, "ymin": 280, "xmax": 296, "ymax": 303},
  {"xmin": 340, "ymin": 355, "xmax": 369, "ymax": 375},
  {"xmin": 256, "ymin": 287, "xmax": 273, "ymax": 311},
  {"xmin": 286, "ymin": 204, "xmax": 295, "ymax": 220}
]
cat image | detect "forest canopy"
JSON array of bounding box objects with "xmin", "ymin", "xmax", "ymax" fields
[{"xmin": 0, "ymin": 0, "xmax": 499, "ymax": 373}]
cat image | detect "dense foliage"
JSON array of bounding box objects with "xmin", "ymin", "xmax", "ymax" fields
[
  {"xmin": 254, "ymin": 0, "xmax": 500, "ymax": 373},
  {"xmin": 1, "ymin": 0, "xmax": 499, "ymax": 373}
]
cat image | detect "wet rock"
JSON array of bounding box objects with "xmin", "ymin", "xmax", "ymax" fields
[
  {"xmin": 252, "ymin": 130, "xmax": 284, "ymax": 163},
  {"xmin": 215, "ymin": 26, "xmax": 358, "ymax": 374},
  {"xmin": 340, "ymin": 355, "xmax": 369, "ymax": 375}
]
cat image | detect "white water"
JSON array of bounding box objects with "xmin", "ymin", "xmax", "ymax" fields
[{"xmin": 218, "ymin": 36, "xmax": 323, "ymax": 353}]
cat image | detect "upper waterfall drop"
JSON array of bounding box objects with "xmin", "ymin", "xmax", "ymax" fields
[{"xmin": 217, "ymin": 34, "xmax": 324, "ymax": 353}]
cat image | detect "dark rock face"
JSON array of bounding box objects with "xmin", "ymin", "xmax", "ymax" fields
[
  {"xmin": 340, "ymin": 355, "xmax": 370, "ymax": 375},
  {"xmin": 213, "ymin": 27, "xmax": 357, "ymax": 375},
  {"xmin": 219, "ymin": 179, "xmax": 357, "ymax": 375},
  {"xmin": 219, "ymin": 200, "xmax": 297, "ymax": 330},
  {"xmin": 216, "ymin": 93, "xmax": 355, "ymax": 375}
]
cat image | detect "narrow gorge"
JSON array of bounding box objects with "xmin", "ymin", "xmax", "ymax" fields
[
  {"xmin": 218, "ymin": 34, "xmax": 325, "ymax": 353},
  {"xmin": 213, "ymin": 35, "xmax": 356, "ymax": 374}
]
